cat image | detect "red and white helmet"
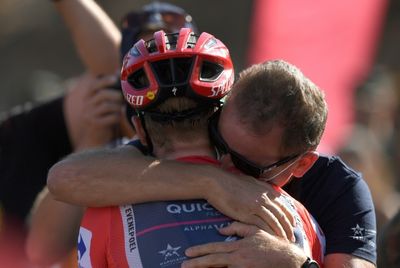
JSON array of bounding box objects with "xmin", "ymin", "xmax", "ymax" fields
[{"xmin": 121, "ymin": 28, "xmax": 234, "ymax": 111}]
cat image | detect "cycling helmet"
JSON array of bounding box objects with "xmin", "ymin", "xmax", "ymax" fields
[
  {"xmin": 121, "ymin": 28, "xmax": 234, "ymax": 111},
  {"xmin": 120, "ymin": 2, "xmax": 198, "ymax": 60}
]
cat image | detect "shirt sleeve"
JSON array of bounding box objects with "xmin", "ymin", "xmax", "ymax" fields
[
  {"xmin": 78, "ymin": 207, "xmax": 111, "ymax": 268},
  {"xmin": 0, "ymin": 97, "xmax": 72, "ymax": 220},
  {"xmin": 322, "ymin": 176, "xmax": 376, "ymax": 262},
  {"xmin": 288, "ymin": 156, "xmax": 377, "ymax": 265}
]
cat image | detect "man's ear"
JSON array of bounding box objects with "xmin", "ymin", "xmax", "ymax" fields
[
  {"xmin": 292, "ymin": 151, "xmax": 319, "ymax": 178},
  {"xmin": 132, "ymin": 116, "xmax": 147, "ymax": 145}
]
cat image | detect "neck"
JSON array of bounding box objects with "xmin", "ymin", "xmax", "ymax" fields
[{"xmin": 154, "ymin": 139, "xmax": 216, "ymax": 160}]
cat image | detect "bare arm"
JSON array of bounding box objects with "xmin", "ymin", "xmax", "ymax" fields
[
  {"xmin": 324, "ymin": 254, "xmax": 375, "ymax": 268},
  {"xmin": 53, "ymin": 0, "xmax": 121, "ymax": 75},
  {"xmin": 182, "ymin": 223, "xmax": 376, "ymax": 268},
  {"xmin": 47, "ymin": 146, "xmax": 296, "ymax": 241},
  {"xmin": 25, "ymin": 188, "xmax": 84, "ymax": 266},
  {"xmin": 182, "ymin": 222, "xmax": 307, "ymax": 268},
  {"xmin": 48, "ymin": 146, "xmax": 209, "ymax": 205},
  {"xmin": 26, "ymin": 73, "xmax": 126, "ymax": 265}
]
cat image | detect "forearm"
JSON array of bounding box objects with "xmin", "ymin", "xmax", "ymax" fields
[
  {"xmin": 53, "ymin": 0, "xmax": 121, "ymax": 75},
  {"xmin": 47, "ymin": 146, "xmax": 215, "ymax": 206},
  {"xmin": 272, "ymin": 241, "xmax": 308, "ymax": 268},
  {"xmin": 26, "ymin": 188, "xmax": 84, "ymax": 266},
  {"xmin": 324, "ymin": 253, "xmax": 376, "ymax": 268}
]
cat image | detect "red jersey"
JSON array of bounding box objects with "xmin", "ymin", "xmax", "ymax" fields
[{"xmin": 77, "ymin": 156, "xmax": 325, "ymax": 267}]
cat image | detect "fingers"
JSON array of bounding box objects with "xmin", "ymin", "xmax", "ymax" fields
[
  {"xmin": 254, "ymin": 187, "xmax": 295, "ymax": 242},
  {"xmin": 239, "ymin": 214, "xmax": 273, "ymax": 236},
  {"xmin": 218, "ymin": 221, "xmax": 259, "ymax": 237},
  {"xmin": 90, "ymin": 88, "xmax": 124, "ymax": 107},
  {"xmin": 85, "ymin": 89, "xmax": 124, "ymax": 125},
  {"xmin": 89, "ymin": 113, "xmax": 121, "ymax": 128},
  {"xmin": 182, "ymin": 253, "xmax": 231, "ymax": 268},
  {"xmin": 90, "ymin": 99, "xmax": 122, "ymax": 117},
  {"xmin": 275, "ymin": 199, "xmax": 296, "ymax": 240},
  {"xmin": 86, "ymin": 75, "xmax": 119, "ymax": 96},
  {"xmin": 260, "ymin": 202, "xmax": 294, "ymax": 242},
  {"xmin": 185, "ymin": 241, "xmax": 237, "ymax": 258}
]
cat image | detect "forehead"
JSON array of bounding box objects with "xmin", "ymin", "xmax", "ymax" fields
[{"xmin": 219, "ymin": 105, "xmax": 285, "ymax": 164}]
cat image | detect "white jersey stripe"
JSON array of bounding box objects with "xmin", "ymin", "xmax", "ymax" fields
[
  {"xmin": 120, "ymin": 204, "xmax": 144, "ymax": 268},
  {"xmin": 310, "ymin": 214, "xmax": 326, "ymax": 259}
]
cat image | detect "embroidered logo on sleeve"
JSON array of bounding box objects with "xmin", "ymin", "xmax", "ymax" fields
[{"xmin": 349, "ymin": 224, "xmax": 376, "ymax": 249}]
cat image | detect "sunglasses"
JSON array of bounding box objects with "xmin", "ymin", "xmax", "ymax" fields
[
  {"xmin": 208, "ymin": 109, "xmax": 301, "ymax": 179},
  {"xmin": 122, "ymin": 10, "xmax": 192, "ymax": 33}
]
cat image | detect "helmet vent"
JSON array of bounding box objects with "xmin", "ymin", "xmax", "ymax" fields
[
  {"xmin": 146, "ymin": 39, "xmax": 158, "ymax": 53},
  {"xmin": 186, "ymin": 33, "xmax": 198, "ymax": 48},
  {"xmin": 130, "ymin": 46, "xmax": 141, "ymax": 57},
  {"xmin": 174, "ymin": 57, "xmax": 193, "ymax": 83},
  {"xmin": 151, "ymin": 57, "xmax": 193, "ymax": 85},
  {"xmin": 200, "ymin": 61, "xmax": 224, "ymax": 81},
  {"xmin": 151, "ymin": 59, "xmax": 173, "ymax": 84},
  {"xmin": 165, "ymin": 33, "xmax": 178, "ymax": 50},
  {"xmin": 127, "ymin": 68, "xmax": 149, "ymax": 89}
]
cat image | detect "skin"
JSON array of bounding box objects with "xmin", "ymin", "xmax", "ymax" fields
[
  {"xmin": 54, "ymin": 0, "xmax": 121, "ymax": 75},
  {"xmin": 63, "ymin": 73, "xmax": 131, "ymax": 150},
  {"xmin": 26, "ymin": 188, "xmax": 84, "ymax": 266},
  {"xmin": 48, "ymin": 145, "xmax": 295, "ymax": 240},
  {"xmin": 182, "ymin": 222, "xmax": 307, "ymax": 268},
  {"xmin": 181, "ymin": 223, "xmax": 375, "ymax": 268},
  {"xmin": 25, "ymin": 73, "xmax": 132, "ymax": 266}
]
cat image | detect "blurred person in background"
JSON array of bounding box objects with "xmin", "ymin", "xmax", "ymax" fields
[
  {"xmin": 338, "ymin": 66, "xmax": 400, "ymax": 231},
  {"xmin": 0, "ymin": 0, "xmax": 122, "ymax": 231},
  {"xmin": 0, "ymin": 0, "xmax": 194, "ymax": 267},
  {"xmin": 377, "ymin": 209, "xmax": 400, "ymax": 268},
  {"xmin": 23, "ymin": 0, "xmax": 200, "ymax": 267}
]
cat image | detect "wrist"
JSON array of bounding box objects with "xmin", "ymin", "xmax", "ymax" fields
[{"xmin": 274, "ymin": 241, "xmax": 309, "ymax": 268}]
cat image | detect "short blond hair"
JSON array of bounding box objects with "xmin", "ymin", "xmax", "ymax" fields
[
  {"xmin": 143, "ymin": 97, "xmax": 215, "ymax": 152},
  {"xmin": 227, "ymin": 60, "xmax": 328, "ymax": 154}
]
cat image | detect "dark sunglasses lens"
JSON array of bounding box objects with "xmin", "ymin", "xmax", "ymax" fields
[
  {"xmin": 125, "ymin": 11, "xmax": 187, "ymax": 31},
  {"xmin": 229, "ymin": 153, "xmax": 260, "ymax": 178},
  {"xmin": 161, "ymin": 12, "xmax": 187, "ymax": 28}
]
